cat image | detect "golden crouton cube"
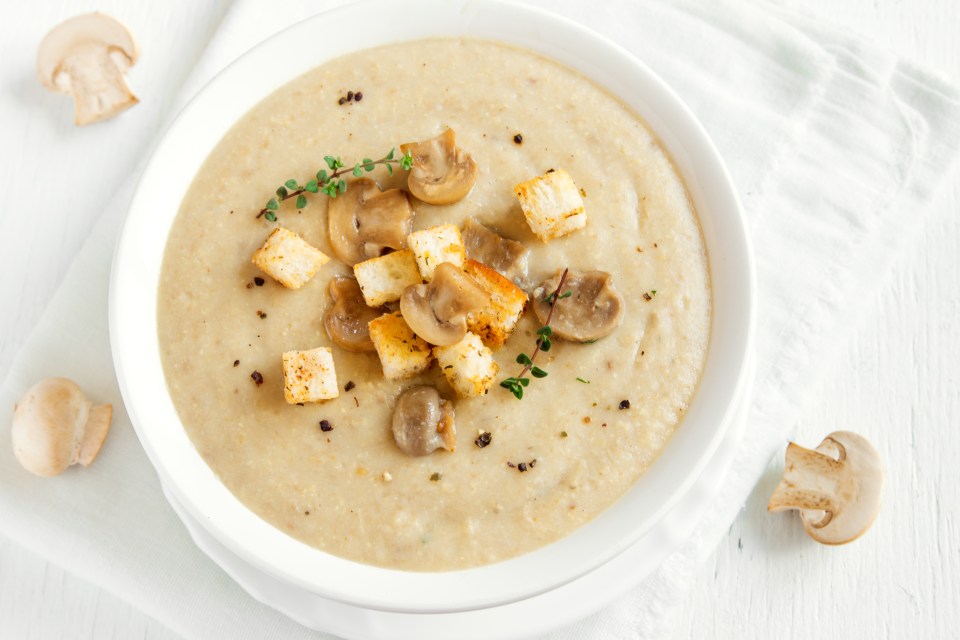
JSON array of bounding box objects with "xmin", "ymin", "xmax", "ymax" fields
[
  {"xmin": 353, "ymin": 249, "xmax": 422, "ymax": 307},
  {"xmin": 464, "ymin": 260, "xmax": 527, "ymax": 348},
  {"xmin": 368, "ymin": 311, "xmax": 433, "ymax": 380},
  {"xmin": 513, "ymin": 169, "xmax": 586, "ymax": 242},
  {"xmin": 407, "ymin": 223, "xmax": 466, "ymax": 280},
  {"xmin": 282, "ymin": 347, "xmax": 339, "ymax": 404},
  {"xmin": 434, "ymin": 332, "xmax": 499, "ymax": 398},
  {"xmin": 252, "ymin": 227, "xmax": 330, "ymax": 289}
]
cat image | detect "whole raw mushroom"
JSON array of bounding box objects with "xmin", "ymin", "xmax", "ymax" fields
[
  {"xmin": 11, "ymin": 378, "xmax": 113, "ymax": 477},
  {"xmin": 767, "ymin": 431, "xmax": 883, "ymax": 545},
  {"xmin": 37, "ymin": 12, "xmax": 140, "ymax": 125}
]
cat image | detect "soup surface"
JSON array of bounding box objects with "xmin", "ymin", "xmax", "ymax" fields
[{"xmin": 158, "ymin": 39, "xmax": 710, "ymax": 571}]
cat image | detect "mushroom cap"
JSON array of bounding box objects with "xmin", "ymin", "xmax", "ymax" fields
[
  {"xmin": 327, "ymin": 178, "xmax": 413, "ymax": 266},
  {"xmin": 400, "ymin": 129, "xmax": 478, "ymax": 205},
  {"xmin": 11, "ymin": 377, "xmax": 112, "ymax": 477},
  {"xmin": 462, "ymin": 217, "xmax": 529, "ymax": 286},
  {"xmin": 391, "ymin": 386, "xmax": 456, "ymax": 456},
  {"xmin": 767, "ymin": 431, "xmax": 883, "ymax": 545},
  {"xmin": 400, "ymin": 262, "xmax": 489, "ymax": 346},
  {"xmin": 324, "ymin": 276, "xmax": 379, "ymax": 352},
  {"xmin": 532, "ymin": 269, "xmax": 625, "ymax": 342},
  {"xmin": 37, "ymin": 13, "xmax": 139, "ymax": 89}
]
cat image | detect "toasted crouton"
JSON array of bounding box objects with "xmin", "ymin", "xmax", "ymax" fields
[
  {"xmin": 252, "ymin": 227, "xmax": 330, "ymax": 289},
  {"xmin": 353, "ymin": 249, "xmax": 422, "ymax": 307},
  {"xmin": 281, "ymin": 347, "xmax": 338, "ymax": 403},
  {"xmin": 434, "ymin": 332, "xmax": 499, "ymax": 397},
  {"xmin": 513, "ymin": 169, "xmax": 586, "ymax": 242},
  {"xmin": 368, "ymin": 311, "xmax": 433, "ymax": 380},
  {"xmin": 407, "ymin": 223, "xmax": 466, "ymax": 280},
  {"xmin": 464, "ymin": 259, "xmax": 527, "ymax": 347}
]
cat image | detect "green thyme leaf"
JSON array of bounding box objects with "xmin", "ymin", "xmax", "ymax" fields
[
  {"xmin": 337, "ymin": 179, "xmax": 347, "ymax": 193},
  {"xmin": 539, "ymin": 337, "xmax": 551, "ymax": 352},
  {"xmin": 386, "ymin": 148, "xmax": 396, "ymax": 160},
  {"xmin": 264, "ymin": 211, "xmax": 277, "ymax": 222},
  {"xmin": 296, "ymin": 195, "xmax": 307, "ymax": 209},
  {"xmin": 576, "ymin": 377, "xmax": 590, "ymax": 384},
  {"xmin": 386, "ymin": 163, "xmax": 394, "ymax": 175},
  {"xmin": 352, "ymin": 163, "xmax": 364, "ymax": 177},
  {"xmin": 324, "ymin": 156, "xmax": 338, "ymax": 170},
  {"xmin": 266, "ymin": 198, "xmax": 279, "ymax": 211},
  {"xmin": 305, "ymin": 180, "xmax": 319, "ymax": 193},
  {"xmin": 518, "ymin": 377, "xmax": 530, "ymax": 387},
  {"xmin": 516, "ymin": 353, "xmax": 533, "ymax": 366},
  {"xmin": 316, "ymin": 169, "xmax": 328, "ymax": 183},
  {"xmin": 276, "ymin": 186, "xmax": 288, "ymax": 198},
  {"xmin": 530, "ymin": 366, "xmax": 548, "ymax": 379},
  {"xmin": 284, "ymin": 179, "xmax": 298, "ymax": 190}
]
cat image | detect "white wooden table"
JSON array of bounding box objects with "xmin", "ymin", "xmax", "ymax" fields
[{"xmin": 2, "ymin": 1, "xmax": 957, "ymax": 637}]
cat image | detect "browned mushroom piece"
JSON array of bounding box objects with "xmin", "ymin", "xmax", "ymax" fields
[
  {"xmin": 462, "ymin": 217, "xmax": 530, "ymax": 286},
  {"xmin": 391, "ymin": 386, "xmax": 456, "ymax": 456},
  {"xmin": 400, "ymin": 129, "xmax": 478, "ymax": 205},
  {"xmin": 532, "ymin": 269, "xmax": 625, "ymax": 342},
  {"xmin": 400, "ymin": 262, "xmax": 489, "ymax": 346},
  {"xmin": 327, "ymin": 177, "xmax": 413, "ymax": 265},
  {"xmin": 324, "ymin": 276, "xmax": 380, "ymax": 352}
]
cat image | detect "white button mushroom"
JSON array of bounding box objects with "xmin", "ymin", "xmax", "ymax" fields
[
  {"xmin": 767, "ymin": 431, "xmax": 883, "ymax": 545},
  {"xmin": 37, "ymin": 13, "xmax": 140, "ymax": 125},
  {"xmin": 11, "ymin": 378, "xmax": 113, "ymax": 477}
]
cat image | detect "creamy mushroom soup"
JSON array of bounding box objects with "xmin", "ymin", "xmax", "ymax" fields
[{"xmin": 158, "ymin": 39, "xmax": 710, "ymax": 570}]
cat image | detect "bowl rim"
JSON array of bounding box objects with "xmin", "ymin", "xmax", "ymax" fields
[{"xmin": 110, "ymin": 0, "xmax": 755, "ymax": 614}]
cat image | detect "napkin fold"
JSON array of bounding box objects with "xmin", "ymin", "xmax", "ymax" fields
[{"xmin": 2, "ymin": 0, "xmax": 958, "ymax": 638}]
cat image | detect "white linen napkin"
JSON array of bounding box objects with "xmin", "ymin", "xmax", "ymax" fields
[{"xmin": 2, "ymin": 0, "xmax": 958, "ymax": 638}]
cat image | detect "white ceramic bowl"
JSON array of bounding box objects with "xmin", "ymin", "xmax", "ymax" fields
[{"xmin": 110, "ymin": 0, "xmax": 754, "ymax": 615}]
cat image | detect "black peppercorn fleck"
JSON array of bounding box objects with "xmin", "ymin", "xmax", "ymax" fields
[
  {"xmin": 354, "ymin": 91, "xmax": 363, "ymax": 101},
  {"xmin": 475, "ymin": 432, "xmax": 492, "ymax": 448},
  {"xmin": 319, "ymin": 419, "xmax": 333, "ymax": 432},
  {"xmin": 513, "ymin": 133, "xmax": 523, "ymax": 144},
  {"xmin": 518, "ymin": 462, "xmax": 528, "ymax": 472},
  {"xmin": 254, "ymin": 277, "xmax": 265, "ymax": 286},
  {"xmin": 344, "ymin": 380, "xmax": 356, "ymax": 392},
  {"xmin": 251, "ymin": 371, "xmax": 263, "ymax": 386},
  {"xmin": 338, "ymin": 97, "xmax": 347, "ymax": 105},
  {"xmin": 233, "ymin": 360, "xmax": 240, "ymax": 367},
  {"xmin": 619, "ymin": 399, "xmax": 631, "ymax": 410},
  {"xmin": 347, "ymin": 90, "xmax": 354, "ymax": 101}
]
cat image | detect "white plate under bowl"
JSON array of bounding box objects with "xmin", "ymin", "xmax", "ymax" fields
[{"xmin": 110, "ymin": 0, "xmax": 754, "ymax": 615}]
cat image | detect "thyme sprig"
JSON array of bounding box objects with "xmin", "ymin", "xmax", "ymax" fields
[
  {"xmin": 501, "ymin": 268, "xmax": 570, "ymax": 400},
  {"xmin": 257, "ymin": 148, "xmax": 414, "ymax": 220}
]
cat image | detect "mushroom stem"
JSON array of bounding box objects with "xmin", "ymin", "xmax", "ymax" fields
[{"xmin": 78, "ymin": 403, "xmax": 113, "ymax": 466}]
